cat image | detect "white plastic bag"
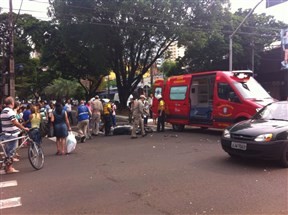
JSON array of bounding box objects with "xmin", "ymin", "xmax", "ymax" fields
[{"xmin": 66, "ymin": 131, "xmax": 77, "ymax": 153}]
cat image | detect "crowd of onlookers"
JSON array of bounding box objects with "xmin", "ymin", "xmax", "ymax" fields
[{"xmin": 0, "ymin": 93, "xmax": 165, "ymax": 174}]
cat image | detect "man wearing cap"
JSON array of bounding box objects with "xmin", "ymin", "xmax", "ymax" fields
[
  {"xmin": 131, "ymin": 95, "xmax": 145, "ymax": 138},
  {"xmin": 91, "ymin": 95, "xmax": 103, "ymax": 136},
  {"xmin": 157, "ymin": 95, "xmax": 165, "ymax": 132}
]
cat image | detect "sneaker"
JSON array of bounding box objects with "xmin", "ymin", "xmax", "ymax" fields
[{"xmin": 131, "ymin": 136, "xmax": 138, "ymax": 139}]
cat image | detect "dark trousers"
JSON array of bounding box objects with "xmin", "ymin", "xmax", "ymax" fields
[
  {"xmin": 143, "ymin": 116, "xmax": 148, "ymax": 126},
  {"xmin": 103, "ymin": 114, "xmax": 112, "ymax": 136},
  {"xmin": 157, "ymin": 112, "xmax": 165, "ymax": 132},
  {"xmin": 30, "ymin": 128, "xmax": 42, "ymax": 145}
]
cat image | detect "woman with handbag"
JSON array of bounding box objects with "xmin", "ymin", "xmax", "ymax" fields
[{"xmin": 50, "ymin": 102, "xmax": 71, "ymax": 155}]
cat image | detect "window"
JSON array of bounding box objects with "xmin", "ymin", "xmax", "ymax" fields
[
  {"xmin": 192, "ymin": 75, "xmax": 215, "ymax": 105},
  {"xmin": 154, "ymin": 87, "xmax": 162, "ymax": 98},
  {"xmin": 218, "ymin": 83, "xmax": 239, "ymax": 102},
  {"xmin": 170, "ymin": 86, "xmax": 187, "ymax": 100},
  {"xmin": 233, "ymin": 77, "xmax": 271, "ymax": 100}
]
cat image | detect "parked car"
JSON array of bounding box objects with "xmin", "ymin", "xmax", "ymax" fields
[{"xmin": 221, "ymin": 101, "xmax": 288, "ymax": 167}]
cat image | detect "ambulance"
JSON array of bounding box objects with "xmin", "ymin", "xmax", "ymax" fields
[{"xmin": 152, "ymin": 70, "xmax": 274, "ymax": 131}]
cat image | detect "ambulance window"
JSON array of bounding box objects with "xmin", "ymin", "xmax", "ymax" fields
[
  {"xmin": 154, "ymin": 87, "xmax": 162, "ymax": 98},
  {"xmin": 170, "ymin": 86, "xmax": 187, "ymax": 100},
  {"xmin": 218, "ymin": 83, "xmax": 240, "ymax": 103}
]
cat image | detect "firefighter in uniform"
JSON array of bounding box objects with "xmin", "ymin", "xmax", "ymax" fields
[
  {"xmin": 157, "ymin": 95, "xmax": 165, "ymax": 132},
  {"xmin": 103, "ymin": 100, "xmax": 112, "ymax": 136},
  {"xmin": 131, "ymin": 95, "xmax": 145, "ymax": 138}
]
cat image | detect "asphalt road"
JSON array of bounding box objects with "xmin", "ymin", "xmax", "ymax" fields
[{"xmin": 1, "ymin": 125, "xmax": 288, "ymax": 215}]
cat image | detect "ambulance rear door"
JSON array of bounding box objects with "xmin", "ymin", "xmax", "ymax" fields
[
  {"xmin": 165, "ymin": 76, "xmax": 190, "ymax": 124},
  {"xmin": 189, "ymin": 73, "xmax": 215, "ymax": 125}
]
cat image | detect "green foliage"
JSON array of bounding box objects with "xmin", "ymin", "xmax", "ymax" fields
[
  {"xmin": 182, "ymin": 7, "xmax": 288, "ymax": 72},
  {"xmin": 160, "ymin": 60, "xmax": 183, "ymax": 77},
  {"xmin": 0, "ymin": 13, "xmax": 56, "ymax": 100},
  {"xmin": 44, "ymin": 78, "xmax": 84, "ymax": 100},
  {"xmin": 50, "ymin": 0, "xmax": 230, "ymax": 107}
]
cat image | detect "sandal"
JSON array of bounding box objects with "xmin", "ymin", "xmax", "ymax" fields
[
  {"xmin": 12, "ymin": 158, "xmax": 20, "ymax": 162},
  {"xmin": 55, "ymin": 151, "xmax": 61, "ymax": 155},
  {"xmin": 6, "ymin": 167, "xmax": 20, "ymax": 174}
]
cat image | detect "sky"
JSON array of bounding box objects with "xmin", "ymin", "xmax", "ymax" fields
[{"xmin": 0, "ymin": 0, "xmax": 287, "ymax": 23}]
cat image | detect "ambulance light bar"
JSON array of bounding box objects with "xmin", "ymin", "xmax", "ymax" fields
[{"xmin": 232, "ymin": 70, "xmax": 253, "ymax": 79}]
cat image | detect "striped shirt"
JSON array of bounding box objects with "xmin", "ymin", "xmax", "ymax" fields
[{"xmin": 0, "ymin": 107, "xmax": 21, "ymax": 136}]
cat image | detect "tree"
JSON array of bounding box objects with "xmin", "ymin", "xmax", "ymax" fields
[
  {"xmin": 44, "ymin": 78, "xmax": 84, "ymax": 100},
  {"xmin": 160, "ymin": 60, "xmax": 182, "ymax": 77},
  {"xmin": 0, "ymin": 13, "xmax": 55, "ymax": 100},
  {"xmin": 41, "ymin": 23, "xmax": 110, "ymax": 100},
  {"xmin": 49, "ymin": 0, "xmax": 230, "ymax": 107},
  {"xmin": 182, "ymin": 8, "xmax": 287, "ymax": 72}
]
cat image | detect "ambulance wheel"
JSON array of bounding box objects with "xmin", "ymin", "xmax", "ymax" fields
[{"xmin": 172, "ymin": 124, "xmax": 185, "ymax": 132}]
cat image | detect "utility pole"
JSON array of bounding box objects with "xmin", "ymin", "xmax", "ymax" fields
[
  {"xmin": 229, "ymin": 0, "xmax": 264, "ymax": 71},
  {"xmin": 9, "ymin": 0, "xmax": 15, "ymax": 97}
]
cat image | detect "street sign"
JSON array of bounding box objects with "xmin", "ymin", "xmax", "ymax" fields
[{"xmin": 266, "ymin": 0, "xmax": 288, "ymax": 8}]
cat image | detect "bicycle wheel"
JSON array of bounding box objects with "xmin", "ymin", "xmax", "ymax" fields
[{"xmin": 28, "ymin": 141, "xmax": 44, "ymax": 170}]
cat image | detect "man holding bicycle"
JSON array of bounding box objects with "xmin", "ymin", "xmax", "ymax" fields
[{"xmin": 0, "ymin": 96, "xmax": 29, "ymax": 173}]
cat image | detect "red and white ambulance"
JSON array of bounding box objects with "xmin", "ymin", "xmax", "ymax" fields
[{"xmin": 152, "ymin": 70, "xmax": 274, "ymax": 131}]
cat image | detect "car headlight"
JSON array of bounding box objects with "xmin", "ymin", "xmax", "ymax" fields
[
  {"xmin": 254, "ymin": 133, "xmax": 273, "ymax": 142},
  {"xmin": 223, "ymin": 129, "xmax": 231, "ymax": 138}
]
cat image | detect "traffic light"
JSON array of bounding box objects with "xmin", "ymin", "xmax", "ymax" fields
[{"xmin": 266, "ymin": 0, "xmax": 288, "ymax": 8}]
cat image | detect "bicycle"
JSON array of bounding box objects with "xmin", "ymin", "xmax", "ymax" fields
[{"xmin": 0, "ymin": 129, "xmax": 45, "ymax": 173}]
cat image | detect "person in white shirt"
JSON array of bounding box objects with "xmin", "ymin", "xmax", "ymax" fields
[
  {"xmin": 0, "ymin": 97, "xmax": 29, "ymax": 173},
  {"xmin": 64, "ymin": 99, "xmax": 73, "ymax": 125}
]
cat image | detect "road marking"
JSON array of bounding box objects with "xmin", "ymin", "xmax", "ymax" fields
[
  {"xmin": 48, "ymin": 137, "xmax": 56, "ymax": 142},
  {"xmin": 0, "ymin": 180, "xmax": 17, "ymax": 188},
  {"xmin": 0, "ymin": 197, "xmax": 22, "ymax": 209}
]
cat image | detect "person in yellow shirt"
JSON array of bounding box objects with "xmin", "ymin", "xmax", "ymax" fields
[
  {"xmin": 157, "ymin": 95, "xmax": 165, "ymax": 132},
  {"xmin": 103, "ymin": 99, "xmax": 112, "ymax": 136},
  {"xmin": 29, "ymin": 105, "xmax": 42, "ymax": 145}
]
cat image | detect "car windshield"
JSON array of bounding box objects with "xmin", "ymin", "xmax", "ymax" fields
[
  {"xmin": 254, "ymin": 103, "xmax": 288, "ymax": 121},
  {"xmin": 233, "ymin": 77, "xmax": 271, "ymax": 100}
]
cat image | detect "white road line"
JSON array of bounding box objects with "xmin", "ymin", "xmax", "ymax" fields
[
  {"xmin": 0, "ymin": 180, "xmax": 17, "ymax": 188},
  {"xmin": 0, "ymin": 197, "xmax": 22, "ymax": 209},
  {"xmin": 48, "ymin": 137, "xmax": 56, "ymax": 142}
]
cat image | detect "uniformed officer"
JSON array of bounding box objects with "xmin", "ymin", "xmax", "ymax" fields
[
  {"xmin": 102, "ymin": 99, "xmax": 112, "ymax": 136},
  {"xmin": 157, "ymin": 95, "xmax": 165, "ymax": 132}
]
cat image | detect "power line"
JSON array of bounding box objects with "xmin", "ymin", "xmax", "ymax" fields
[
  {"xmin": 1, "ymin": 2, "xmax": 285, "ymax": 35},
  {"xmin": 27, "ymin": 0, "xmax": 49, "ymax": 3},
  {"xmin": 1, "ymin": 7, "xmax": 48, "ymax": 14}
]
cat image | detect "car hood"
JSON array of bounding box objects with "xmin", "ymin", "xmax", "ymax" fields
[{"xmin": 229, "ymin": 119, "xmax": 288, "ymax": 136}]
